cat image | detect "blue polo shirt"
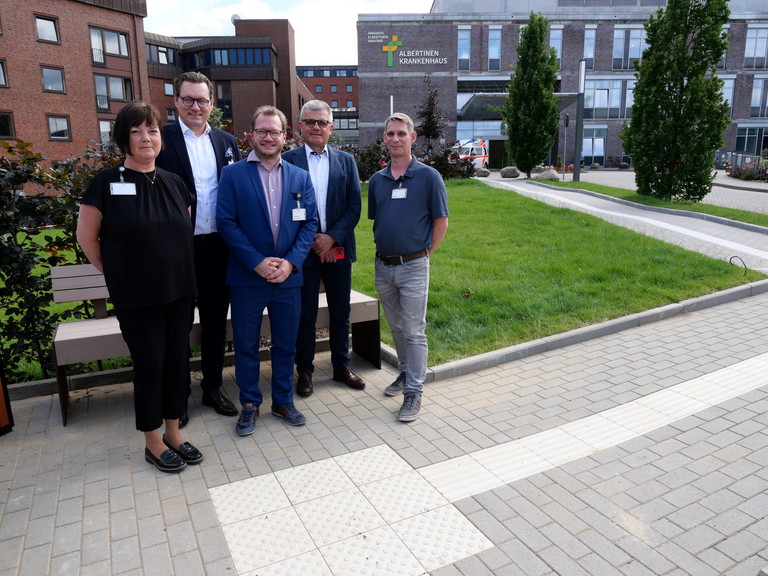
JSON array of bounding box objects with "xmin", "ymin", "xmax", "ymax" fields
[{"xmin": 368, "ymin": 158, "xmax": 449, "ymax": 256}]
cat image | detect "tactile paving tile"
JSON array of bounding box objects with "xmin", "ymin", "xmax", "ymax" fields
[
  {"xmin": 418, "ymin": 454, "xmax": 503, "ymax": 501},
  {"xmin": 334, "ymin": 444, "xmax": 412, "ymax": 485},
  {"xmin": 209, "ymin": 474, "xmax": 291, "ymax": 525},
  {"xmin": 360, "ymin": 470, "xmax": 449, "ymax": 523},
  {"xmin": 320, "ymin": 525, "xmax": 427, "ymax": 576},
  {"xmin": 243, "ymin": 550, "xmax": 333, "ymax": 576},
  {"xmin": 516, "ymin": 428, "xmax": 595, "ymax": 466},
  {"xmin": 600, "ymin": 402, "xmax": 676, "ymax": 435},
  {"xmin": 294, "ymin": 489, "xmax": 386, "ymax": 547},
  {"xmin": 472, "ymin": 441, "xmax": 551, "ymax": 484},
  {"xmin": 392, "ymin": 504, "xmax": 494, "ymax": 571},
  {"xmin": 275, "ymin": 457, "xmax": 355, "ymax": 505},
  {"xmin": 636, "ymin": 388, "xmax": 709, "ymax": 419},
  {"xmin": 223, "ymin": 507, "xmax": 315, "ymax": 574},
  {"xmin": 559, "ymin": 414, "xmax": 636, "ymax": 450}
]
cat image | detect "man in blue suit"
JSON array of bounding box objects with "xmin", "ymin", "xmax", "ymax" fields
[
  {"xmin": 217, "ymin": 105, "xmax": 317, "ymax": 434},
  {"xmin": 282, "ymin": 100, "xmax": 366, "ymax": 397},
  {"xmin": 156, "ymin": 72, "xmax": 240, "ymax": 427}
]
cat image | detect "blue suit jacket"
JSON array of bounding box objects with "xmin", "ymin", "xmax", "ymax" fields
[
  {"xmin": 281, "ymin": 146, "xmax": 361, "ymax": 263},
  {"xmin": 157, "ymin": 121, "xmax": 241, "ymax": 227},
  {"xmin": 216, "ymin": 157, "xmax": 318, "ymax": 288}
]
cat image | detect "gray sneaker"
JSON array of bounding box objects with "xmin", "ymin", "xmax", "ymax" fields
[
  {"xmin": 398, "ymin": 392, "xmax": 422, "ymax": 422},
  {"xmin": 385, "ymin": 371, "xmax": 406, "ymax": 396}
]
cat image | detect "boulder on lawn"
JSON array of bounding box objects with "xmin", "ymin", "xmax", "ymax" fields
[{"xmin": 500, "ymin": 166, "xmax": 521, "ymax": 178}]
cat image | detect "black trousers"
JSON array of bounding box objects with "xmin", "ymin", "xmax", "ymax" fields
[
  {"xmin": 191, "ymin": 233, "xmax": 230, "ymax": 393},
  {"xmin": 115, "ymin": 298, "xmax": 193, "ymax": 432},
  {"xmin": 295, "ymin": 251, "xmax": 353, "ymax": 374}
]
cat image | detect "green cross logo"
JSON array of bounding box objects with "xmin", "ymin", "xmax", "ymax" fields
[{"xmin": 382, "ymin": 35, "xmax": 402, "ymax": 67}]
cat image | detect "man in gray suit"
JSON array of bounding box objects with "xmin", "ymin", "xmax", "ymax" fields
[{"xmin": 282, "ymin": 100, "xmax": 365, "ymax": 397}]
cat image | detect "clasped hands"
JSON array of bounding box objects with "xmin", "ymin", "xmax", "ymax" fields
[
  {"xmin": 312, "ymin": 233, "xmax": 338, "ymax": 263},
  {"xmin": 255, "ymin": 257, "xmax": 293, "ymax": 283}
]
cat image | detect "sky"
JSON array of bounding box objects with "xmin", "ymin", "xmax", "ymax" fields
[{"xmin": 144, "ymin": 0, "xmax": 435, "ymax": 66}]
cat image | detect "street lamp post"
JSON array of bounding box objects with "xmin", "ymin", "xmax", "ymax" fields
[{"xmin": 574, "ymin": 59, "xmax": 586, "ymax": 182}]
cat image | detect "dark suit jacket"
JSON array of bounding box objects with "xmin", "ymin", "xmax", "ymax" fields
[
  {"xmin": 157, "ymin": 121, "xmax": 241, "ymax": 226},
  {"xmin": 216, "ymin": 158, "xmax": 318, "ymax": 289},
  {"xmin": 281, "ymin": 145, "xmax": 361, "ymax": 263}
]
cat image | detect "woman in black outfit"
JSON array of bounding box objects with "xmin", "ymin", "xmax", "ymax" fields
[{"xmin": 78, "ymin": 102, "xmax": 201, "ymax": 473}]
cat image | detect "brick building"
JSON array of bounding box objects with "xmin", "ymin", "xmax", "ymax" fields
[
  {"xmin": 0, "ymin": 0, "xmax": 149, "ymax": 166},
  {"xmin": 358, "ymin": 0, "xmax": 768, "ymax": 169},
  {"xmin": 297, "ymin": 66, "xmax": 360, "ymax": 144}
]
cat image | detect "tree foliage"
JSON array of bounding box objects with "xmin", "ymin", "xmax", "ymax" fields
[
  {"xmin": 620, "ymin": 0, "xmax": 730, "ymax": 202},
  {"xmin": 497, "ymin": 12, "xmax": 560, "ymax": 178},
  {"xmin": 0, "ymin": 139, "xmax": 120, "ymax": 383},
  {"xmin": 415, "ymin": 75, "xmax": 447, "ymax": 156}
]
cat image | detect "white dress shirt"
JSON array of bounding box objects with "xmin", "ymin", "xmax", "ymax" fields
[
  {"xmin": 180, "ymin": 118, "xmax": 219, "ymax": 235},
  {"xmin": 305, "ymin": 144, "xmax": 329, "ymax": 233}
]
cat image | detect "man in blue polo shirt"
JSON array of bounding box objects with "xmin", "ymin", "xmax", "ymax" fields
[{"xmin": 368, "ymin": 112, "xmax": 449, "ymax": 422}]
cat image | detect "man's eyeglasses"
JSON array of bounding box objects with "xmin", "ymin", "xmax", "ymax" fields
[
  {"xmin": 253, "ymin": 129, "xmax": 284, "ymax": 139},
  {"xmin": 179, "ymin": 97, "xmax": 211, "ymax": 108},
  {"xmin": 302, "ymin": 119, "xmax": 331, "ymax": 128}
]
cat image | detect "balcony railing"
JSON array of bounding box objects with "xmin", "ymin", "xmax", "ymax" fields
[{"xmin": 96, "ymin": 95, "xmax": 109, "ymax": 110}]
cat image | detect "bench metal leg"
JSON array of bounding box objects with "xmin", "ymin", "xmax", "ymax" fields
[
  {"xmin": 351, "ymin": 318, "xmax": 381, "ymax": 369},
  {"xmin": 55, "ymin": 363, "xmax": 70, "ymax": 426}
]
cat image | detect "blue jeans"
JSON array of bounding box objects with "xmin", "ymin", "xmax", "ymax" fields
[{"xmin": 374, "ymin": 255, "xmax": 430, "ymax": 394}]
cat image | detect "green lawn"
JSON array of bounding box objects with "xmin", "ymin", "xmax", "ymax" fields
[
  {"xmin": 352, "ymin": 179, "xmax": 765, "ymax": 365},
  {"xmin": 6, "ymin": 177, "xmax": 766, "ymax": 381}
]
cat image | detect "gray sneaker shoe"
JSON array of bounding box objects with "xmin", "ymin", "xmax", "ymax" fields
[
  {"xmin": 398, "ymin": 392, "xmax": 422, "ymax": 422},
  {"xmin": 385, "ymin": 371, "xmax": 406, "ymax": 396}
]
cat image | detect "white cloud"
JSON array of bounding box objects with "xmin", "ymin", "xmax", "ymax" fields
[{"xmin": 144, "ymin": 0, "xmax": 434, "ymax": 65}]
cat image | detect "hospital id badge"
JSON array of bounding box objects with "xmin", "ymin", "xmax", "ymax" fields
[
  {"xmin": 292, "ymin": 207, "xmax": 306, "ymax": 221},
  {"xmin": 391, "ymin": 188, "xmax": 407, "ymax": 200},
  {"xmin": 110, "ymin": 182, "xmax": 137, "ymax": 195}
]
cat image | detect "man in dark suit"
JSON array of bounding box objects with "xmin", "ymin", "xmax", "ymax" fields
[
  {"xmin": 156, "ymin": 72, "xmax": 240, "ymax": 426},
  {"xmin": 282, "ymin": 100, "xmax": 366, "ymax": 397},
  {"xmin": 216, "ymin": 105, "xmax": 317, "ymax": 434}
]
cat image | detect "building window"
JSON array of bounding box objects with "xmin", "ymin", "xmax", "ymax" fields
[
  {"xmin": 0, "ymin": 111, "xmax": 14, "ymax": 139},
  {"xmin": 331, "ymin": 85, "xmax": 338, "ymax": 93},
  {"xmin": 346, "ymin": 100, "xmax": 354, "ymax": 108},
  {"xmin": 41, "ymin": 66, "xmax": 65, "ymax": 93},
  {"xmin": 613, "ymin": 28, "xmax": 646, "ymax": 70},
  {"xmin": 91, "ymin": 28, "xmax": 129, "ymax": 64},
  {"xmin": 331, "ymin": 100, "xmax": 338, "ymax": 109},
  {"xmin": 735, "ymin": 127, "xmax": 768, "ymax": 154},
  {"xmin": 346, "ymin": 85, "xmax": 353, "ymax": 93},
  {"xmin": 488, "ymin": 27, "xmax": 501, "ymax": 71},
  {"xmin": 751, "ymin": 78, "xmax": 768, "ymax": 117},
  {"xmin": 584, "ymin": 80, "xmax": 633, "ymax": 119},
  {"xmin": 94, "ymin": 75, "xmax": 132, "ymax": 109},
  {"xmin": 584, "ymin": 28, "xmax": 596, "ymax": 70},
  {"xmin": 323, "ymin": 70, "xmax": 331, "ymax": 77},
  {"xmin": 745, "ymin": 28, "xmax": 768, "ymax": 69},
  {"xmin": 166, "ymin": 109, "xmax": 177, "ymax": 122},
  {"xmin": 147, "ymin": 44, "xmax": 177, "ymax": 66},
  {"xmin": 98, "ymin": 120, "xmax": 113, "ymax": 144},
  {"xmin": 315, "ymin": 85, "xmax": 322, "ymax": 93},
  {"xmin": 720, "ymin": 77, "xmax": 734, "ymax": 117},
  {"xmin": 0, "ymin": 60, "xmax": 7, "ymax": 88},
  {"xmin": 47, "ymin": 116, "xmax": 71, "ymax": 141},
  {"xmin": 36, "ymin": 16, "xmax": 59, "ymax": 43},
  {"xmin": 550, "ymin": 27, "xmax": 562, "ymax": 70},
  {"xmin": 217, "ymin": 81, "xmax": 232, "ymax": 120},
  {"xmin": 582, "ymin": 127, "xmax": 607, "ymax": 166},
  {"xmin": 458, "ymin": 27, "xmax": 471, "ymax": 71},
  {"xmin": 164, "ymin": 82, "xmax": 174, "ymax": 96},
  {"xmin": 349, "ymin": 118, "xmax": 358, "ymax": 129}
]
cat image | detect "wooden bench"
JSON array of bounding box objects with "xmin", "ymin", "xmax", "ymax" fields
[{"xmin": 51, "ymin": 264, "xmax": 381, "ymax": 425}]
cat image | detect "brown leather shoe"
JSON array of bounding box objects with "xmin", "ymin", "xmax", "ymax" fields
[
  {"xmin": 332, "ymin": 366, "xmax": 366, "ymax": 390},
  {"xmin": 296, "ymin": 372, "xmax": 313, "ymax": 397}
]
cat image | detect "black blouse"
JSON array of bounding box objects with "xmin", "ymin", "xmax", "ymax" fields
[{"xmin": 81, "ymin": 165, "xmax": 197, "ymax": 309}]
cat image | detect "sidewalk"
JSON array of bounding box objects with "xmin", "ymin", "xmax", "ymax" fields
[{"xmin": 1, "ymin": 171, "xmax": 768, "ymax": 575}]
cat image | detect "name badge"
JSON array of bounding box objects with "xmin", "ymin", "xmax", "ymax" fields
[
  {"xmin": 110, "ymin": 182, "xmax": 137, "ymax": 196},
  {"xmin": 292, "ymin": 208, "xmax": 307, "ymax": 221},
  {"xmin": 391, "ymin": 188, "xmax": 407, "ymax": 200}
]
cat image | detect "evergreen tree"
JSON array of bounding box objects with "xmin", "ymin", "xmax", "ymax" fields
[
  {"xmin": 498, "ymin": 12, "xmax": 559, "ymax": 178},
  {"xmin": 620, "ymin": 0, "xmax": 730, "ymax": 202},
  {"xmin": 415, "ymin": 75, "xmax": 447, "ymax": 157}
]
